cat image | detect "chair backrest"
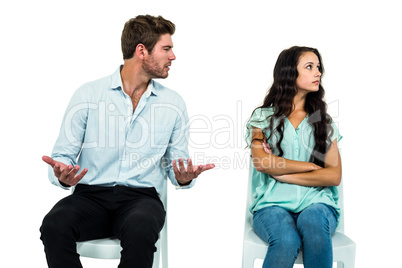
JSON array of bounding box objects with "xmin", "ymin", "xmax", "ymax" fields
[
  {"xmin": 245, "ymin": 160, "xmax": 255, "ymax": 229},
  {"xmin": 245, "ymin": 158, "xmax": 345, "ymax": 233},
  {"xmin": 159, "ymin": 173, "xmax": 168, "ymax": 210},
  {"xmin": 157, "ymin": 174, "xmax": 168, "ymax": 268},
  {"xmin": 335, "ymin": 178, "xmax": 345, "ymax": 233}
]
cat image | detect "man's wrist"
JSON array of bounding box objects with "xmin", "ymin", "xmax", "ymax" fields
[
  {"xmin": 59, "ymin": 180, "xmax": 71, "ymax": 188},
  {"xmin": 177, "ymin": 180, "xmax": 191, "ymax": 186}
]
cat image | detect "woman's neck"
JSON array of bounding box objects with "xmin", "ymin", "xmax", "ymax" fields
[{"xmin": 292, "ymin": 92, "xmax": 307, "ymax": 113}]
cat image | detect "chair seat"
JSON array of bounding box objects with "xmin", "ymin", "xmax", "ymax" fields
[
  {"xmin": 243, "ymin": 227, "xmax": 356, "ymax": 265},
  {"xmin": 77, "ymin": 236, "xmax": 164, "ymax": 268},
  {"xmin": 77, "ymin": 237, "xmax": 122, "ymax": 259}
]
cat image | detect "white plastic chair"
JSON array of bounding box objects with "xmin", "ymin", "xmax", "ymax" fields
[
  {"xmin": 76, "ymin": 176, "xmax": 168, "ymax": 268},
  {"xmin": 242, "ymin": 160, "xmax": 356, "ymax": 267}
]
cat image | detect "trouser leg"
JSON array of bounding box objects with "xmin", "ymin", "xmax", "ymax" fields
[
  {"xmin": 113, "ymin": 187, "xmax": 166, "ymax": 268},
  {"xmin": 253, "ymin": 206, "xmax": 301, "ymax": 268},
  {"xmin": 297, "ymin": 203, "xmax": 338, "ymax": 268},
  {"xmin": 39, "ymin": 185, "xmax": 113, "ymax": 268}
]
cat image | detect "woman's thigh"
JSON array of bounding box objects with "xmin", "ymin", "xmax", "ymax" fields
[
  {"xmin": 296, "ymin": 203, "xmax": 338, "ymax": 268},
  {"xmin": 296, "ymin": 203, "xmax": 338, "ymax": 237},
  {"xmin": 253, "ymin": 206, "xmax": 301, "ymax": 249}
]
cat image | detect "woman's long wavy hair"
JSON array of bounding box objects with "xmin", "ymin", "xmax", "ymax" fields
[{"xmin": 252, "ymin": 46, "xmax": 333, "ymax": 167}]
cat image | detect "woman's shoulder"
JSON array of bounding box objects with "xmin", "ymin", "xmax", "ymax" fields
[
  {"xmin": 328, "ymin": 117, "xmax": 343, "ymax": 142},
  {"xmin": 250, "ymin": 106, "xmax": 275, "ymax": 121},
  {"xmin": 247, "ymin": 106, "xmax": 275, "ymax": 132}
]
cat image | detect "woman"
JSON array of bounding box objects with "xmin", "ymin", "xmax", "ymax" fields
[{"xmin": 245, "ymin": 46, "xmax": 342, "ymax": 268}]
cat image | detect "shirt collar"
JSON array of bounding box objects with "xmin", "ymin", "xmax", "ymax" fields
[
  {"xmin": 110, "ymin": 66, "xmax": 123, "ymax": 90},
  {"xmin": 110, "ymin": 65, "xmax": 158, "ymax": 97},
  {"xmin": 148, "ymin": 80, "xmax": 159, "ymax": 97}
]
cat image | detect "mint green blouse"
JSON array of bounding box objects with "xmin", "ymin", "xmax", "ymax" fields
[{"xmin": 246, "ymin": 107, "xmax": 342, "ymax": 218}]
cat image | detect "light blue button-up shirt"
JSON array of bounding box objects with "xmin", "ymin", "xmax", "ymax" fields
[{"xmin": 49, "ymin": 66, "xmax": 194, "ymax": 194}]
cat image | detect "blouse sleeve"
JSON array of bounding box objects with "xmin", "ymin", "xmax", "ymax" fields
[
  {"xmin": 245, "ymin": 108, "xmax": 274, "ymax": 147},
  {"xmin": 330, "ymin": 120, "xmax": 343, "ymax": 143}
]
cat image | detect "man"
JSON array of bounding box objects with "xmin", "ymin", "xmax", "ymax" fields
[{"xmin": 40, "ymin": 15, "xmax": 214, "ymax": 268}]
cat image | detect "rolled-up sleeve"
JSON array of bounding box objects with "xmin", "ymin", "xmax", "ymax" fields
[
  {"xmin": 163, "ymin": 97, "xmax": 196, "ymax": 189},
  {"xmin": 49, "ymin": 86, "xmax": 89, "ymax": 189}
]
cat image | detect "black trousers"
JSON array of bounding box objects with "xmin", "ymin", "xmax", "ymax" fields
[{"xmin": 40, "ymin": 184, "xmax": 166, "ymax": 268}]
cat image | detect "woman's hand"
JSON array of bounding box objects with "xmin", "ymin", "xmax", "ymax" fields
[{"xmin": 262, "ymin": 140, "xmax": 273, "ymax": 154}]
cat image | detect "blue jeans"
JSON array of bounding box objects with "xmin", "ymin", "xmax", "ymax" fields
[{"xmin": 253, "ymin": 203, "xmax": 338, "ymax": 268}]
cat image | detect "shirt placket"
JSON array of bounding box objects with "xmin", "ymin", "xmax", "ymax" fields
[
  {"xmin": 119, "ymin": 91, "xmax": 150, "ymax": 182},
  {"xmin": 294, "ymin": 127, "xmax": 300, "ymax": 159},
  {"xmin": 294, "ymin": 126, "xmax": 302, "ymax": 201},
  {"xmin": 114, "ymin": 91, "xmax": 135, "ymax": 184}
]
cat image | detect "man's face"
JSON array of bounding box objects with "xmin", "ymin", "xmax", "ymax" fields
[{"xmin": 142, "ymin": 34, "xmax": 176, "ymax": 79}]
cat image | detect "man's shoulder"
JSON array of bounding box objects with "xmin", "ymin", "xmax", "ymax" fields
[
  {"xmin": 82, "ymin": 72, "xmax": 115, "ymax": 89},
  {"xmin": 151, "ymin": 80, "xmax": 175, "ymax": 93},
  {"xmin": 151, "ymin": 80, "xmax": 184, "ymax": 102},
  {"xmin": 75, "ymin": 70, "xmax": 117, "ymax": 96}
]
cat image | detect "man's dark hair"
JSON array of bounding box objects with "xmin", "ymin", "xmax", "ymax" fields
[{"xmin": 121, "ymin": 15, "xmax": 175, "ymax": 60}]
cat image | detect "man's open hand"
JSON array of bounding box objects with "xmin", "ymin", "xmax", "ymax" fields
[
  {"xmin": 42, "ymin": 156, "xmax": 88, "ymax": 187},
  {"xmin": 172, "ymin": 158, "xmax": 215, "ymax": 185}
]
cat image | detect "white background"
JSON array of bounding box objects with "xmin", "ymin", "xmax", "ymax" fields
[{"xmin": 1, "ymin": 0, "xmax": 401, "ymax": 267}]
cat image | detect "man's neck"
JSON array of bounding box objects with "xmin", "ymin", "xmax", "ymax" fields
[{"xmin": 120, "ymin": 60, "xmax": 150, "ymax": 98}]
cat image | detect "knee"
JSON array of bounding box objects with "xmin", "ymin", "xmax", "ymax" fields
[
  {"xmin": 297, "ymin": 204, "xmax": 337, "ymax": 243},
  {"xmin": 253, "ymin": 206, "xmax": 301, "ymax": 251},
  {"xmin": 40, "ymin": 210, "xmax": 61, "ymax": 238},
  {"xmin": 40, "ymin": 208, "xmax": 77, "ymax": 241},
  {"xmin": 120, "ymin": 209, "xmax": 165, "ymax": 239},
  {"xmin": 271, "ymin": 230, "xmax": 301, "ymax": 253}
]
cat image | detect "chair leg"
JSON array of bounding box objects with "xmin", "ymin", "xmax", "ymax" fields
[
  {"xmin": 152, "ymin": 254, "xmax": 160, "ymax": 268},
  {"xmin": 161, "ymin": 237, "xmax": 168, "ymax": 267},
  {"xmin": 242, "ymin": 254, "xmax": 255, "ymax": 268},
  {"xmin": 341, "ymin": 258, "xmax": 355, "ymax": 268}
]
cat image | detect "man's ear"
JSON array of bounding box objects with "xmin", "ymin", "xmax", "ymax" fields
[{"xmin": 135, "ymin": 43, "xmax": 148, "ymax": 60}]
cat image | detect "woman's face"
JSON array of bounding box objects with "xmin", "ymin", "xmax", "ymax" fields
[{"xmin": 295, "ymin": 52, "xmax": 322, "ymax": 93}]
